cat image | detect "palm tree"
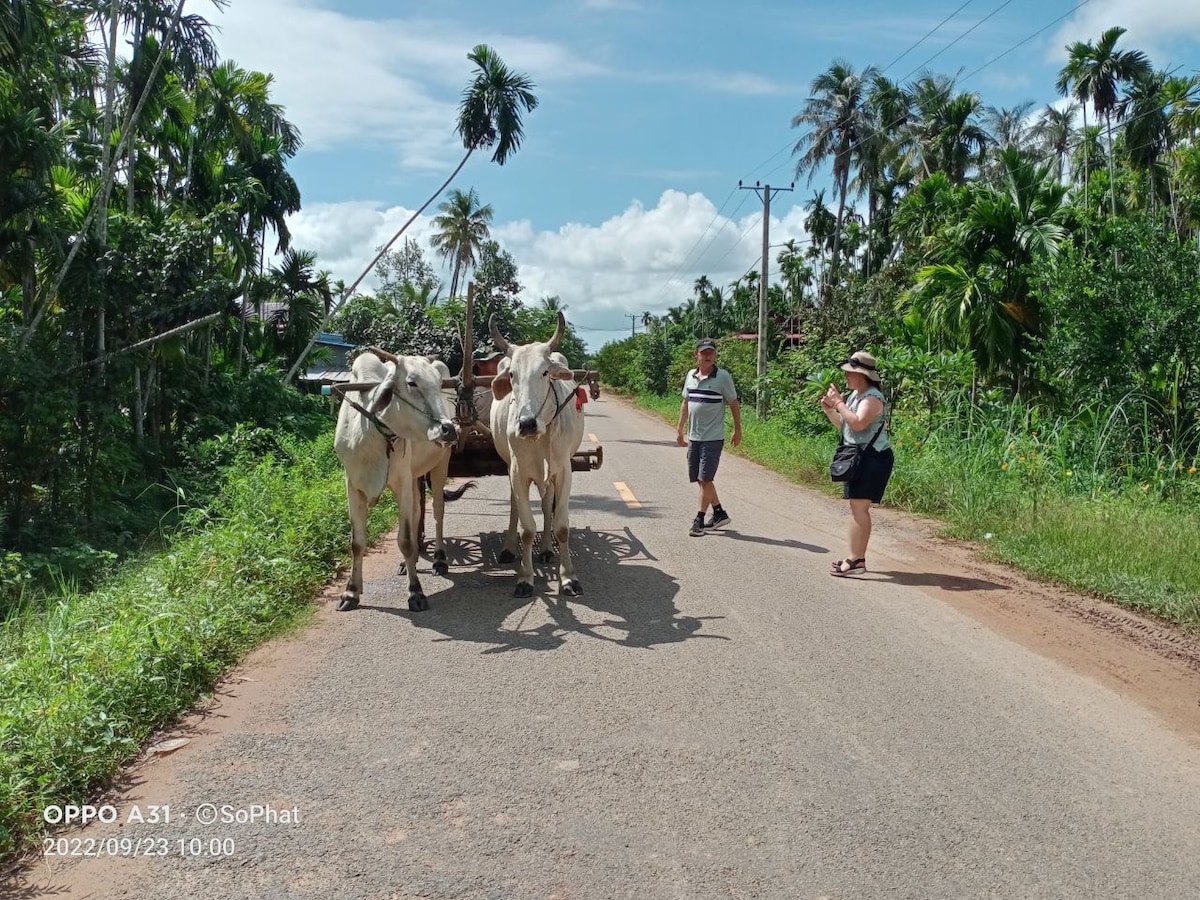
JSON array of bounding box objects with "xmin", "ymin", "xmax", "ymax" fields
[
  {"xmin": 1032, "ymin": 102, "xmax": 1079, "ymax": 184},
  {"xmin": 430, "ymin": 187, "xmax": 493, "ymax": 297},
  {"xmin": 854, "ymin": 75, "xmax": 911, "ymax": 271},
  {"xmin": 1057, "ymin": 27, "xmax": 1151, "ymax": 220},
  {"xmin": 1156, "ymin": 74, "xmax": 1200, "ymax": 233},
  {"xmin": 1121, "ymin": 70, "xmax": 1171, "ymax": 214},
  {"xmin": 983, "ymin": 101, "xmax": 1036, "ymax": 156},
  {"xmin": 261, "ymin": 248, "xmax": 332, "ymax": 370},
  {"xmin": 284, "ymin": 44, "xmax": 537, "ymax": 383},
  {"xmin": 792, "ymin": 61, "xmax": 878, "ymax": 295},
  {"xmin": 908, "ymin": 78, "xmax": 991, "ymax": 184},
  {"xmin": 903, "ymin": 148, "xmax": 1066, "ymax": 383},
  {"xmin": 803, "ymin": 189, "xmax": 836, "ymax": 298}
]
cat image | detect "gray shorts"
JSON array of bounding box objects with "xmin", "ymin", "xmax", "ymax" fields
[{"xmin": 688, "ymin": 440, "xmax": 724, "ymax": 483}]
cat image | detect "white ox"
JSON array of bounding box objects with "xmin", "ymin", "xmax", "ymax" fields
[
  {"xmin": 383, "ymin": 355, "xmax": 476, "ymax": 579},
  {"xmin": 489, "ymin": 312, "xmax": 586, "ymax": 598},
  {"xmin": 334, "ymin": 350, "xmax": 459, "ymax": 612}
]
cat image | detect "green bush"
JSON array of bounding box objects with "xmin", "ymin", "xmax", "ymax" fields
[{"xmin": 0, "ymin": 430, "xmax": 391, "ymax": 862}]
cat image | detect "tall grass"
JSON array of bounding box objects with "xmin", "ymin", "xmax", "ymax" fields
[
  {"xmin": 0, "ymin": 431, "xmax": 393, "ymax": 862},
  {"xmin": 635, "ymin": 390, "xmax": 1200, "ymax": 628}
]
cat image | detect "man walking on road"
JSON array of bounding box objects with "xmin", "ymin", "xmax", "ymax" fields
[{"xmin": 677, "ymin": 338, "xmax": 742, "ymax": 537}]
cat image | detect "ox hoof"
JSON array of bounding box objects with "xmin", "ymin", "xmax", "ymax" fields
[
  {"xmin": 562, "ymin": 579, "xmax": 583, "ymax": 597},
  {"xmin": 498, "ymin": 548, "xmax": 517, "ymax": 564},
  {"xmin": 513, "ymin": 582, "xmax": 534, "ymax": 599},
  {"xmin": 408, "ymin": 592, "xmax": 429, "ymax": 612},
  {"xmin": 397, "ymin": 563, "xmax": 408, "ymax": 575},
  {"xmin": 536, "ymin": 549, "xmax": 556, "ymax": 564},
  {"xmin": 337, "ymin": 594, "xmax": 360, "ymax": 612},
  {"xmin": 432, "ymin": 559, "xmax": 449, "ymax": 576}
]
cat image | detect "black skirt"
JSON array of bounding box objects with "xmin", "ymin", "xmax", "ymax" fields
[{"xmin": 843, "ymin": 446, "xmax": 895, "ymax": 503}]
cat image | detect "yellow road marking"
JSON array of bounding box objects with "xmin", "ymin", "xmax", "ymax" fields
[
  {"xmin": 613, "ymin": 482, "xmax": 642, "ymax": 508},
  {"xmin": 588, "ymin": 433, "xmax": 598, "ymax": 442}
]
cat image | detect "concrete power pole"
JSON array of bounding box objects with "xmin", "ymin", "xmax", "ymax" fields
[
  {"xmin": 625, "ymin": 313, "xmax": 639, "ymax": 337},
  {"xmin": 739, "ymin": 180, "xmax": 793, "ymax": 417}
]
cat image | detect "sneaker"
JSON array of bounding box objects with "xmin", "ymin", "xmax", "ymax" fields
[
  {"xmin": 704, "ymin": 508, "xmax": 731, "ymax": 530},
  {"xmin": 689, "ymin": 514, "xmax": 706, "ymax": 537}
]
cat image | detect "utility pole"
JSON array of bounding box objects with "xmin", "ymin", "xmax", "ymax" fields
[
  {"xmin": 739, "ymin": 180, "xmax": 793, "ymax": 417},
  {"xmin": 625, "ymin": 313, "xmax": 639, "ymax": 337}
]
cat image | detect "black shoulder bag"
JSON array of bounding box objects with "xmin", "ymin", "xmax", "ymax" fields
[{"xmin": 830, "ymin": 407, "xmax": 886, "ymax": 483}]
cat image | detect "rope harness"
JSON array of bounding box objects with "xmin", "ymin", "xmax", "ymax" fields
[
  {"xmin": 538, "ymin": 378, "xmax": 581, "ymax": 428},
  {"xmin": 334, "ymin": 380, "xmax": 445, "ymax": 458}
]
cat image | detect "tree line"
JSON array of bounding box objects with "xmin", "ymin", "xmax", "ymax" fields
[
  {"xmin": 0, "ymin": 2, "xmax": 548, "ymax": 598},
  {"xmin": 610, "ymin": 26, "xmax": 1200, "ymax": 477}
]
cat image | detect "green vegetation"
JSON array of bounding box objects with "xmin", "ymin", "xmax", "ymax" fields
[
  {"xmin": 0, "ymin": 14, "xmax": 559, "ymax": 864},
  {"xmin": 595, "ymin": 27, "xmax": 1200, "ymax": 630},
  {"xmin": 0, "ymin": 432, "xmax": 396, "ymax": 862},
  {"xmin": 628, "ymin": 362, "xmax": 1200, "ymax": 630},
  {"xmin": 0, "ymin": 2, "xmax": 550, "ymax": 603}
]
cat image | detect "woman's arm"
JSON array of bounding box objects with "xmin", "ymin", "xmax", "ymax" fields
[
  {"xmin": 835, "ymin": 395, "xmax": 883, "ymax": 432},
  {"xmin": 819, "ymin": 388, "xmax": 842, "ymax": 428}
]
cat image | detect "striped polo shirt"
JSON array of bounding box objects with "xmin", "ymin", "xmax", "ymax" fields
[{"xmin": 681, "ymin": 366, "xmax": 738, "ymax": 442}]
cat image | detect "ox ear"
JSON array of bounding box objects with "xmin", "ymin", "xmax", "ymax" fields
[
  {"xmin": 370, "ymin": 362, "xmax": 399, "ymax": 415},
  {"xmin": 548, "ymin": 351, "xmax": 573, "ymax": 379},
  {"xmin": 491, "ymin": 358, "xmax": 513, "ymax": 402}
]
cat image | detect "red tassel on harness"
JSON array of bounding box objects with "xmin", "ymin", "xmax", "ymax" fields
[{"xmin": 575, "ymin": 385, "xmax": 588, "ymax": 411}]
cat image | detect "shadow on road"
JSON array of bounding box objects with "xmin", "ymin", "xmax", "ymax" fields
[
  {"xmin": 709, "ymin": 529, "xmax": 828, "ymax": 554},
  {"xmin": 613, "ymin": 438, "xmax": 679, "ymax": 447},
  {"xmin": 375, "ymin": 527, "xmax": 725, "ymax": 653},
  {"xmin": 474, "ymin": 490, "xmax": 662, "ymax": 519},
  {"xmin": 873, "ymin": 570, "xmax": 1009, "ymax": 592}
]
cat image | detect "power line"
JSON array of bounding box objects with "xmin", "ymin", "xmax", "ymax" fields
[
  {"xmin": 897, "ymin": 0, "xmax": 1017, "ymax": 84},
  {"xmin": 881, "ymin": 0, "xmax": 977, "ymax": 73},
  {"xmin": 961, "ymin": 0, "xmax": 1092, "ymax": 82},
  {"xmin": 742, "ymin": 0, "xmax": 981, "ymax": 188},
  {"xmin": 644, "ymin": 188, "xmax": 753, "ymax": 311},
  {"xmin": 757, "ymin": 0, "xmax": 1093, "ymax": 192},
  {"xmin": 665, "ymin": 0, "xmax": 1033, "ymax": 307},
  {"xmin": 642, "ymin": 0, "xmax": 1106, "ymax": 323}
]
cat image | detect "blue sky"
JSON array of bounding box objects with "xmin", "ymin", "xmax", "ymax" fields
[{"xmin": 210, "ymin": 0, "xmax": 1200, "ymax": 349}]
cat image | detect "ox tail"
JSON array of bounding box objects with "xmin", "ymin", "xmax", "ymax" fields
[{"xmin": 442, "ymin": 480, "xmax": 477, "ymax": 502}]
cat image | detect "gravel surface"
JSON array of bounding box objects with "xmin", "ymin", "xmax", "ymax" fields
[{"xmin": 13, "ymin": 394, "xmax": 1200, "ymax": 900}]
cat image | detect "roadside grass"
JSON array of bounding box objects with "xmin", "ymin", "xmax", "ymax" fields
[
  {"xmin": 0, "ymin": 431, "xmax": 394, "ymax": 863},
  {"xmin": 634, "ymin": 393, "xmax": 1200, "ymax": 630}
]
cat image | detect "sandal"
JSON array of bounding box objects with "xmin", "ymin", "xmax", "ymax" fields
[{"xmin": 830, "ymin": 557, "xmax": 866, "ymax": 577}]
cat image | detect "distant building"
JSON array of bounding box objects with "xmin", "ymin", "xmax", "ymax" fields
[{"xmin": 301, "ymin": 332, "xmax": 356, "ymax": 394}]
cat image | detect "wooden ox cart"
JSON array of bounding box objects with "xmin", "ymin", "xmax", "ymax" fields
[{"xmin": 441, "ymin": 284, "xmax": 603, "ymax": 479}]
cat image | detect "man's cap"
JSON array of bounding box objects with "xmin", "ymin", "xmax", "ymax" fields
[{"xmin": 695, "ymin": 338, "xmax": 717, "ymax": 352}]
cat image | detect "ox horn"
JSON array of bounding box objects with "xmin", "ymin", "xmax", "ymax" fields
[
  {"xmin": 366, "ymin": 346, "xmax": 400, "ymax": 364},
  {"xmin": 488, "ymin": 315, "xmax": 510, "ymax": 355},
  {"xmin": 547, "ymin": 311, "xmax": 565, "ymax": 352}
]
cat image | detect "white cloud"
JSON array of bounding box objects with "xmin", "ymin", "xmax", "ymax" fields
[
  {"xmin": 282, "ymin": 190, "xmax": 811, "ymax": 350},
  {"xmin": 213, "ymin": 0, "xmax": 604, "ymax": 169},
  {"xmin": 1050, "ymin": 1, "xmax": 1200, "ymax": 64},
  {"xmin": 280, "ymin": 189, "xmax": 806, "ymax": 348}
]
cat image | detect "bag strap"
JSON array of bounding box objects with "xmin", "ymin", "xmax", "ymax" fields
[
  {"xmin": 863, "ymin": 418, "xmax": 885, "ymax": 451},
  {"xmin": 842, "ymin": 393, "xmax": 886, "ymax": 452}
]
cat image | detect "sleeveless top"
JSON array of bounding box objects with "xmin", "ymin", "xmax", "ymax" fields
[{"xmin": 841, "ymin": 386, "xmax": 890, "ymax": 451}]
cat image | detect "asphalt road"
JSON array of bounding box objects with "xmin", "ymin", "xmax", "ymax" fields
[{"xmin": 14, "ymin": 393, "xmax": 1200, "ymax": 900}]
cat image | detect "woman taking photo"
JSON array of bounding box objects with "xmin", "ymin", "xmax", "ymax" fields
[{"xmin": 820, "ymin": 351, "xmax": 893, "ymax": 577}]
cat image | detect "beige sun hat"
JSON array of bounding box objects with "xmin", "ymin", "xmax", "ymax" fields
[{"xmin": 839, "ymin": 350, "xmax": 882, "ymax": 383}]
